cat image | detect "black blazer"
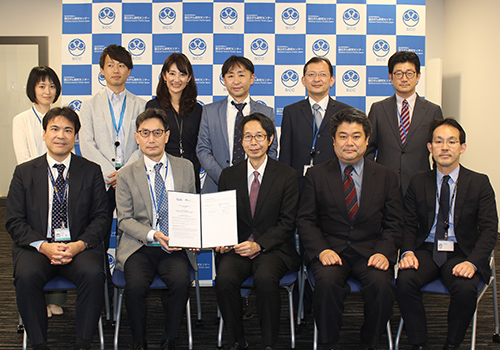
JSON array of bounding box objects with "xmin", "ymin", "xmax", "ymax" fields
[
  {"xmin": 402, "ymin": 166, "xmax": 498, "ymax": 279},
  {"xmin": 279, "ymin": 97, "xmax": 352, "ymax": 178},
  {"xmin": 6, "ymin": 154, "xmax": 110, "ymax": 265},
  {"xmin": 297, "ymin": 159, "xmax": 403, "ymax": 264},
  {"xmin": 366, "ymin": 94, "xmax": 443, "ymax": 196},
  {"xmin": 218, "ymin": 158, "xmax": 300, "ymax": 271}
]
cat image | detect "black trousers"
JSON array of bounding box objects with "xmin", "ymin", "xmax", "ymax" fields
[
  {"xmin": 124, "ymin": 246, "xmax": 190, "ymax": 344},
  {"xmin": 215, "ymin": 251, "xmax": 288, "ymax": 347},
  {"xmin": 396, "ymin": 244, "xmax": 479, "ymax": 346},
  {"xmin": 14, "ymin": 247, "xmax": 104, "ymax": 346},
  {"xmin": 310, "ymin": 247, "xmax": 395, "ymax": 348}
]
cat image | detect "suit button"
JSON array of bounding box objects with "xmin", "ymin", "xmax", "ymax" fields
[
  {"xmin": 112, "ymin": 158, "xmax": 115, "ymax": 162},
  {"xmin": 317, "ymin": 134, "xmax": 321, "ymax": 138},
  {"xmin": 350, "ymin": 226, "xmax": 354, "ymax": 230},
  {"xmin": 316, "ymin": 151, "xmax": 321, "ymax": 155},
  {"xmin": 347, "ymin": 240, "xmax": 352, "ymax": 245},
  {"xmin": 226, "ymin": 160, "xmax": 230, "ymax": 164},
  {"xmin": 401, "ymin": 151, "xmax": 405, "ymax": 155},
  {"xmin": 398, "ymin": 169, "xmax": 401, "ymax": 173}
]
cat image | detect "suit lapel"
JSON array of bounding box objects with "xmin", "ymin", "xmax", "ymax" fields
[
  {"xmin": 299, "ymin": 99, "xmax": 314, "ymax": 129},
  {"xmin": 326, "ymin": 160, "xmax": 351, "ymax": 221},
  {"xmin": 253, "ymin": 159, "xmax": 276, "ymax": 220},
  {"xmin": 405, "ymin": 95, "xmax": 427, "ymax": 145},
  {"xmin": 382, "ymin": 95, "xmax": 403, "ymax": 147},
  {"xmin": 98, "ymin": 89, "xmax": 115, "ymax": 144},
  {"xmin": 218, "ymin": 98, "xmax": 230, "ymax": 156},
  {"xmin": 318, "ymin": 97, "xmax": 335, "ymax": 134},
  {"xmin": 425, "ymin": 170, "xmax": 437, "ymax": 230},
  {"xmin": 34, "ymin": 156, "xmax": 49, "ymax": 235},
  {"xmin": 133, "ymin": 157, "xmax": 154, "ymax": 222},
  {"xmin": 67, "ymin": 155, "xmax": 84, "ymax": 229},
  {"xmin": 123, "ymin": 90, "xmax": 134, "ymax": 150},
  {"xmin": 453, "ymin": 166, "xmax": 469, "ymax": 228},
  {"xmin": 356, "ymin": 161, "xmax": 375, "ymax": 221}
]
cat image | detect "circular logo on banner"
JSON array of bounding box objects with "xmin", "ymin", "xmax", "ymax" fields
[
  {"xmin": 68, "ymin": 38, "xmax": 86, "ymax": 57},
  {"xmin": 128, "ymin": 38, "xmax": 146, "ymax": 57},
  {"xmin": 108, "ymin": 253, "xmax": 115, "ymax": 270},
  {"xmin": 98, "ymin": 7, "xmax": 116, "ymax": 26},
  {"xmin": 159, "ymin": 7, "xmax": 176, "ymax": 26},
  {"xmin": 68, "ymin": 100, "xmax": 82, "ymax": 112},
  {"xmin": 250, "ymin": 38, "xmax": 269, "ymax": 57},
  {"xmin": 189, "ymin": 38, "xmax": 207, "ymax": 57},
  {"xmin": 372, "ymin": 39, "xmax": 390, "ymax": 57},
  {"xmin": 281, "ymin": 69, "xmax": 300, "ymax": 88},
  {"xmin": 282, "ymin": 7, "xmax": 299, "ymax": 26},
  {"xmin": 342, "ymin": 70, "xmax": 360, "ymax": 88},
  {"xmin": 219, "ymin": 73, "xmax": 224, "ymax": 87},
  {"xmin": 98, "ymin": 72, "xmax": 107, "ymax": 87},
  {"xmin": 343, "ymin": 8, "xmax": 360, "ymax": 27},
  {"xmin": 312, "ymin": 39, "xmax": 330, "ymax": 57},
  {"xmin": 220, "ymin": 7, "xmax": 238, "ymax": 26},
  {"xmin": 403, "ymin": 9, "xmax": 419, "ymax": 27}
]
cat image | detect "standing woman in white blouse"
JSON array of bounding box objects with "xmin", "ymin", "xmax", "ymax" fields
[
  {"xmin": 12, "ymin": 66, "xmax": 61, "ymax": 164},
  {"xmin": 11, "ymin": 66, "xmax": 66, "ymax": 318}
]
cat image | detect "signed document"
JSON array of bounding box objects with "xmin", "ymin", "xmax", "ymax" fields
[{"xmin": 167, "ymin": 190, "xmax": 238, "ymax": 248}]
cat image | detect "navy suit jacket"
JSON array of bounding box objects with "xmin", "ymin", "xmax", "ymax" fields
[
  {"xmin": 402, "ymin": 166, "xmax": 498, "ymax": 279},
  {"xmin": 6, "ymin": 154, "xmax": 110, "ymax": 265}
]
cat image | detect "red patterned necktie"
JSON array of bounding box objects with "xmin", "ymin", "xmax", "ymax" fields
[
  {"xmin": 399, "ymin": 99, "xmax": 410, "ymax": 145},
  {"xmin": 344, "ymin": 166, "xmax": 358, "ymax": 220}
]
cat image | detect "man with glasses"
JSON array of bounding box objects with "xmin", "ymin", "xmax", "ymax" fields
[
  {"xmin": 366, "ymin": 51, "xmax": 443, "ymax": 198},
  {"xmin": 216, "ymin": 113, "xmax": 300, "ymax": 350},
  {"xmin": 396, "ymin": 118, "xmax": 497, "ymax": 350},
  {"xmin": 115, "ymin": 108, "xmax": 196, "ymax": 350},
  {"xmin": 280, "ymin": 56, "xmax": 351, "ymax": 188}
]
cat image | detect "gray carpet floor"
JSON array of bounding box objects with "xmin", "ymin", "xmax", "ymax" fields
[{"xmin": 1, "ymin": 206, "xmax": 499, "ymax": 349}]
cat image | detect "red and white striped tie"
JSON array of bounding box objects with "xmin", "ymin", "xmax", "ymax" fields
[{"xmin": 399, "ymin": 99, "xmax": 410, "ymax": 145}]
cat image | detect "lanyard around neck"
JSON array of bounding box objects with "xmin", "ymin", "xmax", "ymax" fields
[{"xmin": 108, "ymin": 95, "xmax": 127, "ymax": 136}]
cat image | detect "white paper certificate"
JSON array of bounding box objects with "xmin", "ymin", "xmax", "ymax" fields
[{"xmin": 167, "ymin": 190, "xmax": 238, "ymax": 248}]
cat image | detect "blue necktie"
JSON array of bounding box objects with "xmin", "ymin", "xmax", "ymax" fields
[{"xmin": 154, "ymin": 163, "xmax": 170, "ymax": 253}]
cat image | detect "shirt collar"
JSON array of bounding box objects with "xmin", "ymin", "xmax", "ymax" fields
[
  {"xmin": 143, "ymin": 153, "xmax": 168, "ymax": 172},
  {"xmin": 437, "ymin": 164, "xmax": 460, "ymax": 185},
  {"xmin": 308, "ymin": 95, "xmax": 330, "ymax": 111},
  {"xmin": 228, "ymin": 95, "xmax": 251, "ymax": 108},
  {"xmin": 396, "ymin": 92, "xmax": 417, "ymax": 106},
  {"xmin": 105, "ymin": 86, "xmax": 126, "ymax": 102},
  {"xmin": 46, "ymin": 153, "xmax": 72, "ymax": 169},
  {"xmin": 247, "ymin": 155, "xmax": 268, "ymax": 179},
  {"xmin": 339, "ymin": 158, "xmax": 364, "ymax": 177}
]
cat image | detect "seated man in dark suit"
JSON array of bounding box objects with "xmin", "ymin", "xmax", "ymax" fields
[
  {"xmin": 297, "ymin": 108, "xmax": 404, "ymax": 350},
  {"xmin": 216, "ymin": 113, "xmax": 300, "ymax": 350},
  {"xmin": 396, "ymin": 118, "xmax": 498, "ymax": 350},
  {"xmin": 6, "ymin": 107, "xmax": 110, "ymax": 350},
  {"xmin": 116, "ymin": 108, "xmax": 196, "ymax": 350}
]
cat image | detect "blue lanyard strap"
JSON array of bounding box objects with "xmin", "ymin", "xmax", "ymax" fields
[
  {"xmin": 145, "ymin": 162, "xmax": 169, "ymax": 223},
  {"xmin": 47, "ymin": 164, "xmax": 70, "ymax": 205},
  {"xmin": 108, "ymin": 95, "xmax": 127, "ymax": 136},
  {"xmin": 32, "ymin": 106, "xmax": 43, "ymax": 125}
]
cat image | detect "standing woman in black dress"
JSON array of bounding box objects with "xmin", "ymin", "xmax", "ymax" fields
[{"xmin": 146, "ymin": 53, "xmax": 203, "ymax": 191}]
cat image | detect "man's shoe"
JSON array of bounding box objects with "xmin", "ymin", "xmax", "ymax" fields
[
  {"xmin": 129, "ymin": 343, "xmax": 148, "ymax": 350},
  {"xmin": 159, "ymin": 339, "xmax": 175, "ymax": 350},
  {"xmin": 412, "ymin": 344, "xmax": 430, "ymax": 350},
  {"xmin": 242, "ymin": 296, "xmax": 253, "ymax": 320},
  {"xmin": 443, "ymin": 344, "xmax": 460, "ymax": 350},
  {"xmin": 229, "ymin": 342, "xmax": 249, "ymax": 350}
]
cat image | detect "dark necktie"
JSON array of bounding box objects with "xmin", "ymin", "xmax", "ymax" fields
[
  {"xmin": 433, "ymin": 175, "xmax": 450, "ymax": 267},
  {"xmin": 399, "ymin": 99, "xmax": 410, "ymax": 145},
  {"xmin": 51, "ymin": 164, "xmax": 67, "ymax": 240},
  {"xmin": 344, "ymin": 166, "xmax": 358, "ymax": 221},
  {"xmin": 231, "ymin": 101, "xmax": 247, "ymax": 164},
  {"xmin": 247, "ymin": 171, "xmax": 260, "ymax": 259}
]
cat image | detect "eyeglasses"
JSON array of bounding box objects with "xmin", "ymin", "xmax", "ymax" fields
[
  {"xmin": 137, "ymin": 129, "xmax": 166, "ymax": 138},
  {"xmin": 392, "ymin": 70, "xmax": 416, "ymax": 80},
  {"xmin": 432, "ymin": 139, "xmax": 460, "ymax": 147},
  {"xmin": 242, "ymin": 134, "xmax": 267, "ymax": 143},
  {"xmin": 305, "ymin": 72, "xmax": 330, "ymax": 79}
]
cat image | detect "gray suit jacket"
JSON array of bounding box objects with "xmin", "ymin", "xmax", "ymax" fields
[
  {"xmin": 79, "ymin": 88, "xmax": 146, "ymax": 184},
  {"xmin": 196, "ymin": 97, "xmax": 277, "ymax": 194},
  {"xmin": 366, "ymin": 94, "xmax": 443, "ymax": 196},
  {"xmin": 115, "ymin": 154, "xmax": 196, "ymax": 270}
]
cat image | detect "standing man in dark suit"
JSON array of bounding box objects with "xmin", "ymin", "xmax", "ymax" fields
[
  {"xmin": 396, "ymin": 118, "xmax": 498, "ymax": 350},
  {"xmin": 366, "ymin": 51, "xmax": 443, "ymax": 198},
  {"xmin": 116, "ymin": 109, "xmax": 196, "ymax": 350},
  {"xmin": 280, "ymin": 56, "xmax": 351, "ymax": 187},
  {"xmin": 6, "ymin": 107, "xmax": 109, "ymax": 350},
  {"xmin": 196, "ymin": 55, "xmax": 278, "ymax": 194},
  {"xmin": 297, "ymin": 108, "xmax": 403, "ymax": 350},
  {"xmin": 216, "ymin": 113, "xmax": 300, "ymax": 350}
]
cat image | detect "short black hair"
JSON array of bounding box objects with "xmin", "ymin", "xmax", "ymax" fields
[
  {"xmin": 303, "ymin": 56, "xmax": 334, "ymax": 77},
  {"xmin": 237, "ymin": 112, "xmax": 275, "ymax": 142},
  {"xmin": 330, "ymin": 108, "xmax": 372, "ymax": 139},
  {"xmin": 43, "ymin": 107, "xmax": 81, "ymax": 134},
  {"xmin": 428, "ymin": 118, "xmax": 466, "ymax": 144},
  {"xmin": 26, "ymin": 66, "xmax": 61, "ymax": 104},
  {"xmin": 136, "ymin": 108, "xmax": 170, "ymax": 132},
  {"xmin": 99, "ymin": 44, "xmax": 133, "ymax": 70},
  {"xmin": 388, "ymin": 51, "xmax": 421, "ymax": 75},
  {"xmin": 221, "ymin": 55, "xmax": 254, "ymax": 76}
]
